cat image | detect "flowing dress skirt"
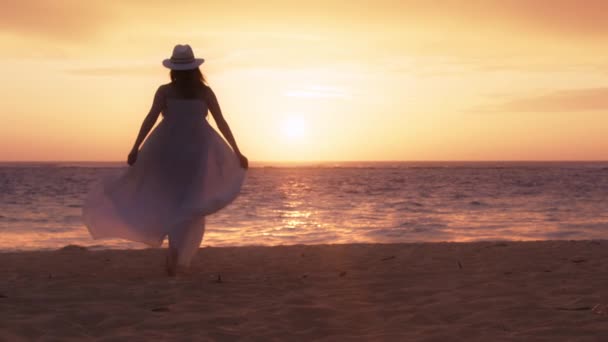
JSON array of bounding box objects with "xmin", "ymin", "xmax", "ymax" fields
[{"xmin": 83, "ymin": 103, "xmax": 245, "ymax": 266}]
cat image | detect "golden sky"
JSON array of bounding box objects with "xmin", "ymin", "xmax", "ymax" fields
[{"xmin": 1, "ymin": 0, "xmax": 607, "ymax": 161}]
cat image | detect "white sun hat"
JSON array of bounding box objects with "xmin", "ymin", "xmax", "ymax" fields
[{"xmin": 162, "ymin": 44, "xmax": 205, "ymax": 70}]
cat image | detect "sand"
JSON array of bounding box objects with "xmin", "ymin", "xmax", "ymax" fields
[{"xmin": 2, "ymin": 241, "xmax": 608, "ymax": 341}]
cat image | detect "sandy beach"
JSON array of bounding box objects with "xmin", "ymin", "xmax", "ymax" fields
[{"xmin": 2, "ymin": 241, "xmax": 608, "ymax": 341}]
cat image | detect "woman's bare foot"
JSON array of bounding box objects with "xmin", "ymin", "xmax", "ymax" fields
[{"xmin": 166, "ymin": 248, "xmax": 178, "ymax": 277}]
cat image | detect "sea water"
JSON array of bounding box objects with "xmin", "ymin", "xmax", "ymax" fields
[{"xmin": 1, "ymin": 162, "xmax": 607, "ymax": 251}]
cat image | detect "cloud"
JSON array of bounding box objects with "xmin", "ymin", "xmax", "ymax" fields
[
  {"xmin": 3, "ymin": 0, "xmax": 608, "ymax": 72},
  {"xmin": 0, "ymin": 0, "xmax": 115, "ymax": 40},
  {"xmin": 423, "ymin": 1, "xmax": 608, "ymax": 35},
  {"xmin": 65, "ymin": 65, "xmax": 161, "ymax": 77},
  {"xmin": 480, "ymin": 88, "xmax": 608, "ymax": 113},
  {"xmin": 4, "ymin": 1, "xmax": 608, "ymax": 40}
]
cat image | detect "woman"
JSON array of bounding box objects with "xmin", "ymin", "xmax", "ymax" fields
[{"xmin": 83, "ymin": 44, "xmax": 248, "ymax": 276}]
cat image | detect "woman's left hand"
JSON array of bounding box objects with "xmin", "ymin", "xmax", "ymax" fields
[{"xmin": 127, "ymin": 149, "xmax": 138, "ymax": 166}]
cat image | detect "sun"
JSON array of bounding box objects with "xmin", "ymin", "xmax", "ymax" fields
[{"xmin": 281, "ymin": 115, "xmax": 307, "ymax": 141}]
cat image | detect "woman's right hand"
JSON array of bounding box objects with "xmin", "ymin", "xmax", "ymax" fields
[
  {"xmin": 127, "ymin": 149, "xmax": 138, "ymax": 166},
  {"xmin": 237, "ymin": 153, "xmax": 249, "ymax": 169}
]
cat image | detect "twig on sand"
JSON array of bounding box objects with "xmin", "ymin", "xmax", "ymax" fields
[
  {"xmin": 381, "ymin": 256, "xmax": 396, "ymax": 261},
  {"xmin": 457, "ymin": 260, "xmax": 463, "ymax": 269},
  {"xmin": 555, "ymin": 306, "xmax": 591, "ymax": 311}
]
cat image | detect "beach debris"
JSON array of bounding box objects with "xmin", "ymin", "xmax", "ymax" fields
[
  {"xmin": 457, "ymin": 260, "xmax": 463, "ymax": 269},
  {"xmin": 215, "ymin": 273, "xmax": 223, "ymax": 283},
  {"xmin": 59, "ymin": 245, "xmax": 88, "ymax": 252},
  {"xmin": 0, "ymin": 293, "xmax": 6, "ymax": 299},
  {"xmin": 151, "ymin": 306, "xmax": 170, "ymax": 312},
  {"xmin": 570, "ymin": 258, "xmax": 587, "ymax": 264},
  {"xmin": 484, "ymin": 242, "xmax": 508, "ymax": 248},
  {"xmin": 381, "ymin": 256, "xmax": 396, "ymax": 261},
  {"xmin": 339, "ymin": 271, "xmax": 347, "ymax": 277},
  {"xmin": 555, "ymin": 306, "xmax": 591, "ymax": 311},
  {"xmin": 592, "ymin": 304, "xmax": 608, "ymax": 315},
  {"xmin": 301, "ymin": 274, "xmax": 308, "ymax": 279}
]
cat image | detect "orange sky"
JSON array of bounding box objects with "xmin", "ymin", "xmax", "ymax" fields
[{"xmin": 1, "ymin": 0, "xmax": 607, "ymax": 161}]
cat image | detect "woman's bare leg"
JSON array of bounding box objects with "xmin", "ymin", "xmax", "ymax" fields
[{"xmin": 167, "ymin": 216, "xmax": 206, "ymax": 276}]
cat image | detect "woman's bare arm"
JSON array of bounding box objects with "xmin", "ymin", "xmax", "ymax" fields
[
  {"xmin": 207, "ymin": 88, "xmax": 241, "ymax": 154},
  {"xmin": 128, "ymin": 86, "xmax": 164, "ymax": 165},
  {"xmin": 206, "ymin": 87, "xmax": 248, "ymax": 168}
]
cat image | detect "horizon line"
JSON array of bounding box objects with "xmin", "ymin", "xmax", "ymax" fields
[{"xmin": 1, "ymin": 160, "xmax": 608, "ymax": 163}]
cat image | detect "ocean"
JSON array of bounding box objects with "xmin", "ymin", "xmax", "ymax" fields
[{"xmin": 1, "ymin": 162, "xmax": 607, "ymax": 251}]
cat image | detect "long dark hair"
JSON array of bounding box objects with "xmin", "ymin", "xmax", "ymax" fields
[{"xmin": 170, "ymin": 68, "xmax": 208, "ymax": 98}]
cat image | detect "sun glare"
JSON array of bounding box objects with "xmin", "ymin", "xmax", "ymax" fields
[{"xmin": 281, "ymin": 115, "xmax": 307, "ymax": 141}]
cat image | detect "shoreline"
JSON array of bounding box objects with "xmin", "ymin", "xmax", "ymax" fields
[
  {"xmin": 2, "ymin": 241, "xmax": 608, "ymax": 340},
  {"xmin": 2, "ymin": 238, "xmax": 607, "ymax": 253}
]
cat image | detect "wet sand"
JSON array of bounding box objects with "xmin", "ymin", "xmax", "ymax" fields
[{"xmin": 2, "ymin": 241, "xmax": 608, "ymax": 341}]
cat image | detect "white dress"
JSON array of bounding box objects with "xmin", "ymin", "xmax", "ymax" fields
[{"xmin": 82, "ymin": 87, "xmax": 245, "ymax": 266}]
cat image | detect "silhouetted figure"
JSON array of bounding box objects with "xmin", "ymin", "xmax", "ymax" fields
[{"xmin": 83, "ymin": 44, "xmax": 248, "ymax": 276}]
